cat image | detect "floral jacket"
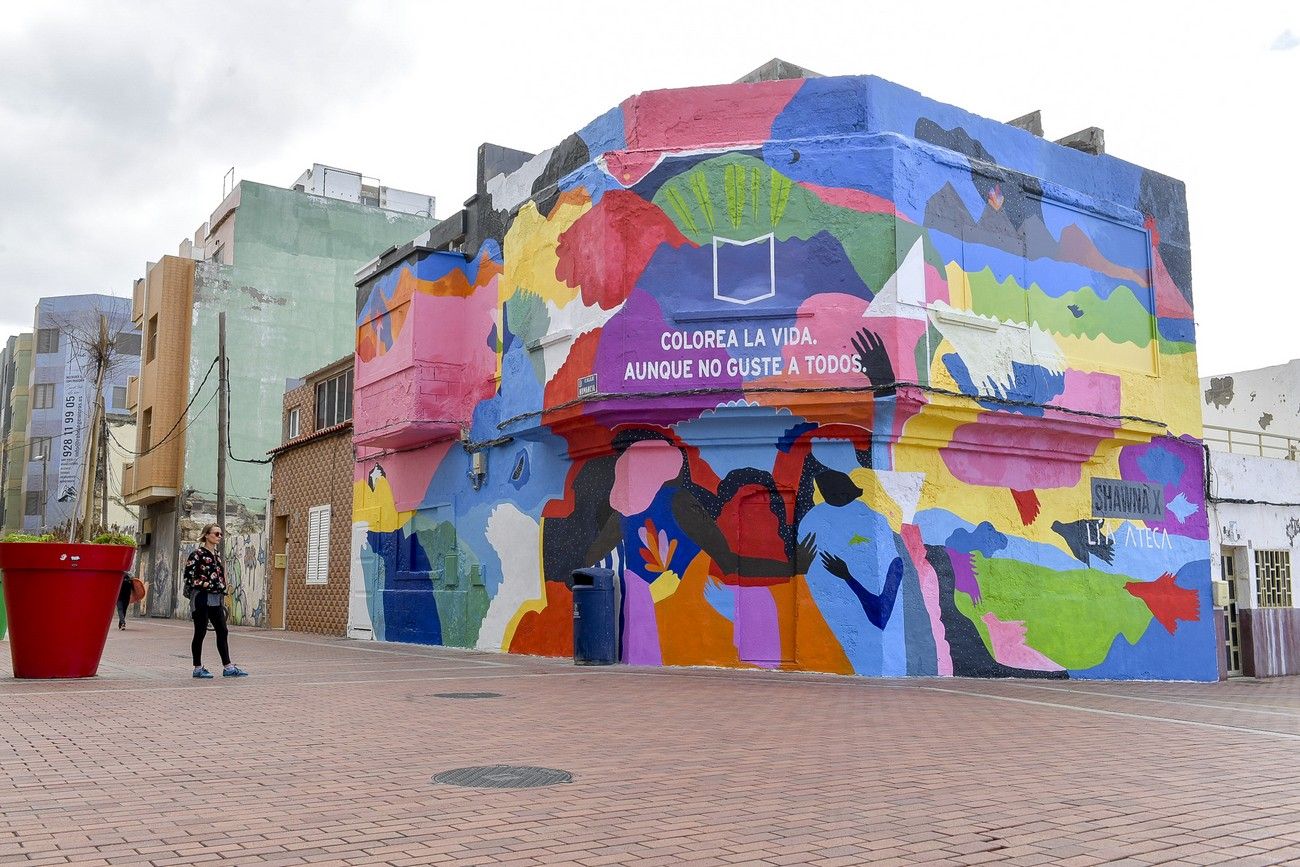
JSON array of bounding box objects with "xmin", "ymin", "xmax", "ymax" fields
[{"xmin": 183, "ymin": 546, "xmax": 226, "ymax": 596}]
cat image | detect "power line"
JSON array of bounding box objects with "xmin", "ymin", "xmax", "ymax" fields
[
  {"xmin": 107, "ymin": 356, "xmax": 219, "ymax": 458},
  {"xmin": 224, "ymin": 377, "xmax": 272, "ymax": 465}
]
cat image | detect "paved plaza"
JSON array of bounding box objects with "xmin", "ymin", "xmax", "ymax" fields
[{"xmin": 1, "ymin": 621, "xmax": 1299, "ymax": 866}]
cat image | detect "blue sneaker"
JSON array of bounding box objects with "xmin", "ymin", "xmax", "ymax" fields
[
  {"xmin": 192, "ymin": 667, "xmax": 213, "ymax": 679},
  {"xmin": 222, "ymin": 665, "xmax": 249, "ymax": 678}
]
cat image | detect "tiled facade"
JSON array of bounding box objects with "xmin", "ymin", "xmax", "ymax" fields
[{"xmin": 269, "ymin": 358, "xmax": 353, "ymax": 635}]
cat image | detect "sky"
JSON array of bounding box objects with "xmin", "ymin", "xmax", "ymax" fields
[{"xmin": 0, "ymin": 1, "xmax": 1295, "ymax": 377}]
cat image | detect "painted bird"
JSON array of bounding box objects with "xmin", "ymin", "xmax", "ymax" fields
[{"xmin": 1051, "ymin": 519, "xmax": 1115, "ymax": 565}]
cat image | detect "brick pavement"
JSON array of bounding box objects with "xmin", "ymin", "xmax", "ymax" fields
[{"xmin": 1, "ymin": 620, "xmax": 1299, "ymax": 866}]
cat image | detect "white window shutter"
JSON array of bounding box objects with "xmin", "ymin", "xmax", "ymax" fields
[{"xmin": 306, "ymin": 505, "xmax": 331, "ymax": 585}]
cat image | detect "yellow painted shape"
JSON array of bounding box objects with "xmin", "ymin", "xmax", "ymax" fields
[
  {"xmin": 352, "ymin": 476, "xmax": 414, "ymax": 533},
  {"xmin": 1053, "ymin": 332, "xmax": 1157, "ymax": 375},
  {"xmin": 501, "ymin": 194, "xmax": 590, "ymax": 307},
  {"xmin": 649, "ymin": 570, "xmax": 681, "ymax": 603},
  {"xmin": 944, "ymin": 261, "xmax": 974, "ymax": 310}
]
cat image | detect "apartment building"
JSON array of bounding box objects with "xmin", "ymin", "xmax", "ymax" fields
[{"xmin": 123, "ymin": 165, "xmax": 435, "ymax": 623}]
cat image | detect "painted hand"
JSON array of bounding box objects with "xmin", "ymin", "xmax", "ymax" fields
[
  {"xmin": 796, "ymin": 533, "xmax": 818, "ymax": 573},
  {"xmin": 820, "ymin": 552, "xmax": 854, "ymax": 582},
  {"xmin": 851, "ymin": 328, "xmax": 895, "ymax": 390}
]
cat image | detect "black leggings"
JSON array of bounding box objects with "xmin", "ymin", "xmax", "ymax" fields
[{"xmin": 191, "ymin": 599, "xmax": 231, "ymax": 668}]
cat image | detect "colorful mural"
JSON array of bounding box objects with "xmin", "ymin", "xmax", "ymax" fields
[{"xmin": 351, "ymin": 75, "xmax": 1214, "ymax": 680}]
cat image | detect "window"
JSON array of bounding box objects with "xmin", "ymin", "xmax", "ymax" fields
[
  {"xmin": 29, "ymin": 437, "xmax": 50, "ymax": 462},
  {"xmin": 112, "ymin": 386, "xmax": 127, "ymax": 409},
  {"xmin": 114, "ymin": 333, "xmax": 141, "ymax": 356},
  {"xmin": 32, "ymin": 383, "xmax": 54, "ymax": 410},
  {"xmin": 24, "ymin": 491, "xmax": 39, "ymax": 516},
  {"xmin": 140, "ymin": 408, "xmax": 152, "ymax": 450},
  {"xmin": 36, "ymin": 328, "xmax": 59, "ymax": 354},
  {"xmin": 286, "ymin": 407, "xmax": 300, "ymax": 440},
  {"xmin": 314, "ymin": 369, "xmax": 353, "ymax": 430},
  {"xmin": 305, "ymin": 505, "xmax": 331, "ymax": 584},
  {"xmin": 146, "ymin": 315, "xmax": 158, "ymax": 362},
  {"xmin": 1255, "ymin": 550, "xmax": 1293, "ymax": 608}
]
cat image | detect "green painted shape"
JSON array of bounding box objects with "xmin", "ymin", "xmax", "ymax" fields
[
  {"xmin": 964, "ymin": 268, "xmax": 1158, "ymax": 348},
  {"xmin": 504, "ymin": 289, "xmax": 551, "ymax": 383},
  {"xmin": 412, "ymin": 518, "xmax": 486, "ymax": 649},
  {"xmin": 966, "ymin": 554, "xmax": 1154, "ymax": 669},
  {"xmin": 848, "ymin": 534, "xmax": 871, "ymax": 546},
  {"xmin": 651, "ymin": 154, "xmax": 927, "ymax": 296},
  {"xmin": 183, "ymin": 183, "xmax": 435, "ymax": 512},
  {"xmin": 1159, "ymin": 337, "xmax": 1196, "ymax": 356}
]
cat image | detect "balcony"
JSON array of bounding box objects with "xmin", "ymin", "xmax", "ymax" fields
[
  {"xmin": 1204, "ymin": 424, "xmax": 1299, "ymax": 460},
  {"xmin": 353, "ymin": 361, "xmax": 470, "ymax": 449}
]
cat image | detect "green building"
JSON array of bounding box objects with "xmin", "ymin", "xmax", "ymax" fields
[{"xmin": 125, "ymin": 165, "xmax": 436, "ymax": 624}]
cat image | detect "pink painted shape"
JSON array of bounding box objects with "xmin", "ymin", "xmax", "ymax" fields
[
  {"xmin": 622, "ymin": 80, "xmax": 803, "ymax": 151},
  {"xmin": 925, "ymin": 262, "xmax": 949, "ymax": 306},
  {"xmin": 354, "ymin": 275, "xmax": 499, "ymax": 447},
  {"xmin": 981, "ymin": 612, "xmax": 1063, "ymax": 671},
  {"xmin": 902, "ymin": 524, "xmax": 951, "ymax": 676},
  {"xmin": 622, "ymin": 570, "xmax": 662, "ymax": 666},
  {"xmin": 1152, "ymin": 245, "xmax": 1194, "ymax": 320},
  {"xmin": 796, "ymin": 183, "xmax": 904, "ymax": 219},
  {"xmin": 1058, "ymin": 369, "xmax": 1122, "ymax": 417},
  {"xmin": 610, "ymin": 441, "xmax": 683, "ymax": 516},
  {"xmin": 735, "ymin": 585, "xmax": 781, "ymax": 669},
  {"xmin": 942, "ymin": 414, "xmax": 1115, "ymax": 490}
]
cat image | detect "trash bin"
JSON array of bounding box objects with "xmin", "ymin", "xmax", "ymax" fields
[{"xmin": 571, "ymin": 567, "xmax": 617, "ymax": 665}]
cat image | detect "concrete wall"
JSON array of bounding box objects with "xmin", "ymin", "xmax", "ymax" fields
[
  {"xmin": 348, "ymin": 74, "xmax": 1212, "ymax": 681},
  {"xmin": 1202, "ymin": 359, "xmax": 1300, "ymax": 445}
]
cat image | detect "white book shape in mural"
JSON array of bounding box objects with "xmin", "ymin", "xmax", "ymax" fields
[{"xmin": 713, "ymin": 233, "xmax": 775, "ymax": 305}]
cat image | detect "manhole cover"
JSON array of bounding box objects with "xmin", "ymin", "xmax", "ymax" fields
[
  {"xmin": 432, "ymin": 691, "xmax": 502, "ymax": 699},
  {"xmin": 431, "ymin": 765, "xmax": 572, "ymax": 789}
]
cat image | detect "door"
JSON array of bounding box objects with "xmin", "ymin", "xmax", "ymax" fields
[
  {"xmin": 1222, "ymin": 552, "xmax": 1242, "ymax": 676},
  {"xmin": 268, "ymin": 515, "xmax": 288, "ymax": 630}
]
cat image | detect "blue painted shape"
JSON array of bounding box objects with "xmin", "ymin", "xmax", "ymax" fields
[
  {"xmin": 703, "ymin": 577, "xmax": 736, "ymax": 622},
  {"xmin": 946, "ymin": 522, "xmax": 1009, "ymax": 557},
  {"xmin": 367, "ymin": 528, "xmax": 443, "ymax": 646},
  {"xmin": 1137, "ymin": 443, "xmax": 1187, "ymax": 486},
  {"xmin": 1167, "ymin": 493, "xmax": 1199, "ymax": 523},
  {"xmin": 578, "ymin": 105, "xmax": 626, "ymax": 156},
  {"xmin": 769, "ymin": 76, "xmax": 871, "ymax": 143}
]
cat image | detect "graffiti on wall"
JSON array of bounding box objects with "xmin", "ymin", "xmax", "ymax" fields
[{"xmin": 351, "ymin": 75, "xmax": 1213, "ymax": 680}]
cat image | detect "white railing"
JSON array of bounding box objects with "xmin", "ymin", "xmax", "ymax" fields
[{"xmin": 1204, "ymin": 424, "xmax": 1300, "ymax": 460}]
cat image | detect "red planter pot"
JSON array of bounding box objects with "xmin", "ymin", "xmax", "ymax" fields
[{"xmin": 0, "ymin": 543, "xmax": 136, "ymax": 678}]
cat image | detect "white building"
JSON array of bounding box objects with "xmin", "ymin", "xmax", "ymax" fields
[{"xmin": 1203, "ymin": 360, "xmax": 1300, "ymax": 677}]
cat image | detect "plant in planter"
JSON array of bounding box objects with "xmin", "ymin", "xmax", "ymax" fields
[{"xmin": 0, "ymin": 531, "xmax": 138, "ymax": 678}]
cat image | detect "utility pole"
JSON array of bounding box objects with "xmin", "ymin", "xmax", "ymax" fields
[{"xmin": 216, "ymin": 312, "xmax": 227, "ymax": 541}]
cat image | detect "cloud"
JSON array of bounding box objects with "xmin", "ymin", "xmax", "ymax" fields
[
  {"xmin": 0, "ymin": 1, "xmax": 411, "ymax": 337},
  {"xmin": 1273, "ymin": 29, "xmax": 1300, "ymax": 50}
]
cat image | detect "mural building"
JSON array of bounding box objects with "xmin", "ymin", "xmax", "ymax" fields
[{"xmin": 351, "ymin": 71, "xmax": 1213, "ymax": 680}]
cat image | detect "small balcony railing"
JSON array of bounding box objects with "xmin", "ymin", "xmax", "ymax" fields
[{"xmin": 1204, "ymin": 424, "xmax": 1300, "ymax": 460}]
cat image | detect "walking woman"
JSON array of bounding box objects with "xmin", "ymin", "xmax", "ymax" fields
[{"xmin": 184, "ymin": 524, "xmax": 249, "ymax": 679}]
